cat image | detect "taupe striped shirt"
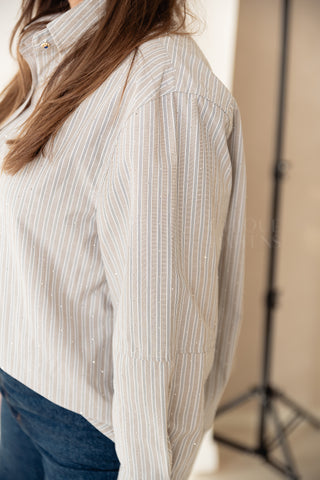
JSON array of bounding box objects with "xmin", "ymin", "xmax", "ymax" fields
[{"xmin": 0, "ymin": 0, "xmax": 246, "ymax": 478}]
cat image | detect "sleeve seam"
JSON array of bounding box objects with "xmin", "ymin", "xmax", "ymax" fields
[
  {"xmin": 113, "ymin": 349, "xmax": 215, "ymax": 362},
  {"xmin": 128, "ymin": 90, "xmax": 231, "ymax": 122},
  {"xmin": 110, "ymin": 89, "xmax": 231, "ymax": 155},
  {"xmin": 97, "ymin": 90, "xmax": 233, "ymax": 201}
]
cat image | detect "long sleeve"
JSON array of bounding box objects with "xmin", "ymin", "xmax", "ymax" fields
[
  {"xmin": 96, "ymin": 90, "xmax": 246, "ymax": 479},
  {"xmin": 203, "ymin": 98, "xmax": 247, "ymax": 429}
]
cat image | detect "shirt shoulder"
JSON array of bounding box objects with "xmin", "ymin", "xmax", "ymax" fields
[{"xmin": 122, "ymin": 33, "xmax": 235, "ymax": 125}]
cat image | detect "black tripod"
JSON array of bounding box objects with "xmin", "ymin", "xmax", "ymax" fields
[{"xmin": 212, "ymin": 1, "xmax": 320, "ymax": 478}]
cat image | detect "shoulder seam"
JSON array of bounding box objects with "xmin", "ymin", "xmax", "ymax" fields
[
  {"xmin": 137, "ymin": 37, "xmax": 233, "ymax": 118},
  {"xmin": 111, "ymin": 90, "xmax": 232, "ymax": 160},
  {"xmin": 122, "ymin": 90, "xmax": 232, "ymax": 133},
  {"xmin": 97, "ymin": 90, "xmax": 233, "ymax": 199}
]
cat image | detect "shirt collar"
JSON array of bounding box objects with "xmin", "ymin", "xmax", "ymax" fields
[
  {"xmin": 46, "ymin": 0, "xmax": 106, "ymax": 55},
  {"xmin": 20, "ymin": 0, "xmax": 106, "ymax": 59}
]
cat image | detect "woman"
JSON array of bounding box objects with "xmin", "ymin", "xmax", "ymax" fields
[{"xmin": 0, "ymin": 0, "xmax": 246, "ymax": 479}]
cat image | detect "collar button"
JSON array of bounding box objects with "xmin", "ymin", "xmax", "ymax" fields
[{"xmin": 40, "ymin": 41, "xmax": 50, "ymax": 49}]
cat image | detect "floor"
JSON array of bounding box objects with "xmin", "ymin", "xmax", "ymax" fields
[{"xmin": 190, "ymin": 401, "xmax": 320, "ymax": 480}]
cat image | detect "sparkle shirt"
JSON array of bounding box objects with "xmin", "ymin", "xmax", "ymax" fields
[{"xmin": 0, "ymin": 0, "xmax": 246, "ymax": 478}]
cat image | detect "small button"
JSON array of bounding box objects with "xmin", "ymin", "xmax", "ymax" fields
[{"xmin": 40, "ymin": 40, "xmax": 50, "ymax": 49}]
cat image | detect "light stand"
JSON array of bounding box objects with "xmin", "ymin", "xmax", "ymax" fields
[{"xmin": 212, "ymin": 1, "xmax": 320, "ymax": 478}]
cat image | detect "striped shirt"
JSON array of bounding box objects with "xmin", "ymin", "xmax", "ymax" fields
[{"xmin": 0, "ymin": 0, "xmax": 246, "ymax": 478}]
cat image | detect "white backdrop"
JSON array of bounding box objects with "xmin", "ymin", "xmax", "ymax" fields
[
  {"xmin": 0, "ymin": 2, "xmax": 20, "ymax": 91},
  {"xmin": 193, "ymin": 0, "xmax": 240, "ymax": 91},
  {"xmin": 0, "ymin": 0, "xmax": 239, "ymax": 92}
]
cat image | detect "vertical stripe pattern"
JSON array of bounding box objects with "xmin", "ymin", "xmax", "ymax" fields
[{"xmin": 0, "ymin": 0, "xmax": 246, "ymax": 478}]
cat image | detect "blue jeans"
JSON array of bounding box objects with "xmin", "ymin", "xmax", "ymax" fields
[{"xmin": 0, "ymin": 369, "xmax": 120, "ymax": 479}]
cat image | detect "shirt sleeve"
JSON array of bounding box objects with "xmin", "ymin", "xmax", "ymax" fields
[
  {"xmin": 203, "ymin": 98, "xmax": 247, "ymax": 430},
  {"xmin": 96, "ymin": 91, "xmax": 246, "ymax": 479}
]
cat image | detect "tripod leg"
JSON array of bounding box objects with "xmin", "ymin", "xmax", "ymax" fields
[
  {"xmin": 273, "ymin": 387, "xmax": 320, "ymax": 429},
  {"xmin": 266, "ymin": 412, "xmax": 303, "ymax": 451},
  {"xmin": 269, "ymin": 401, "xmax": 301, "ymax": 479}
]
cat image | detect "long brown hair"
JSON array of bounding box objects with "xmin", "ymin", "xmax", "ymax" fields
[{"xmin": 0, "ymin": 0, "xmax": 201, "ymax": 176}]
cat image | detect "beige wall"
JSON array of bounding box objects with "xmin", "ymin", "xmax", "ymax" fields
[{"xmin": 223, "ymin": 0, "xmax": 320, "ymax": 412}]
